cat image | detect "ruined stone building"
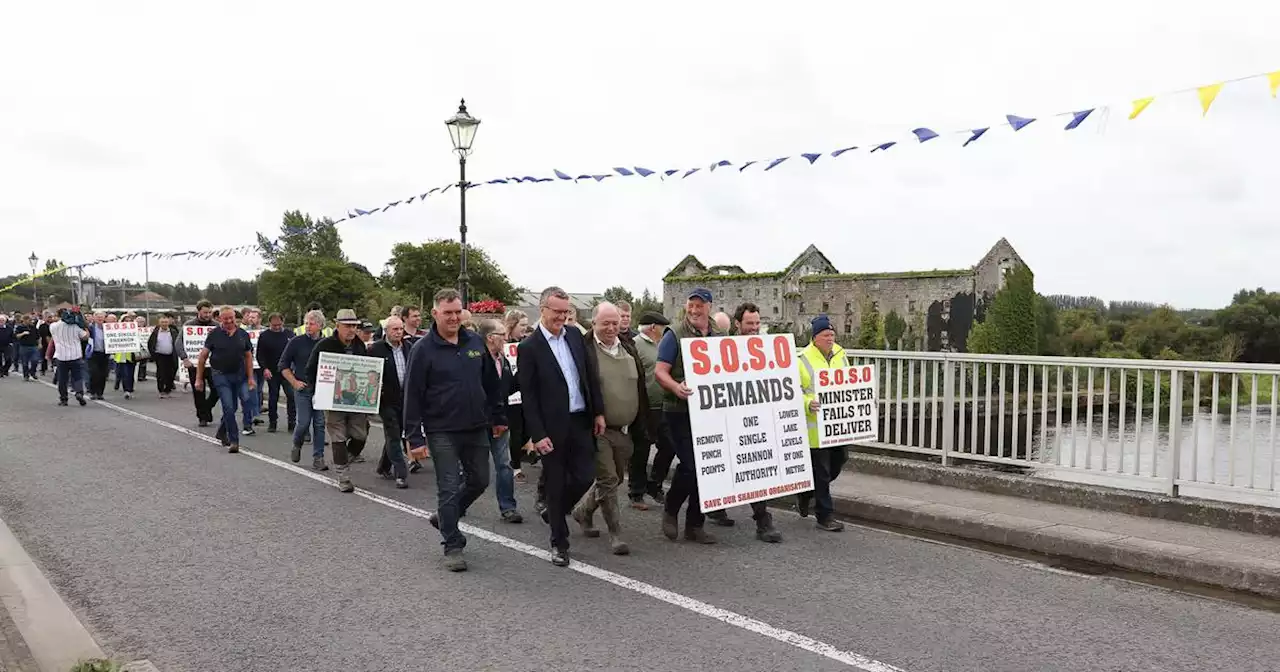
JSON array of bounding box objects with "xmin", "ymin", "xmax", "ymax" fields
[{"xmin": 662, "ymin": 238, "xmax": 1025, "ymax": 352}]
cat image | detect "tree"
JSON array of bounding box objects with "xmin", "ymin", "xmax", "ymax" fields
[
  {"xmin": 1214, "ymin": 288, "xmax": 1280, "ymax": 363},
  {"xmin": 635, "ymin": 288, "xmax": 664, "ymax": 316},
  {"xmin": 385, "ymin": 239, "xmax": 518, "ymax": 306},
  {"xmin": 883, "ymin": 310, "xmax": 907, "ymax": 350},
  {"xmin": 602, "ymin": 286, "xmax": 635, "ymax": 307},
  {"xmin": 257, "ymin": 210, "xmax": 377, "ymax": 321},
  {"xmin": 257, "ymin": 210, "xmax": 345, "ymax": 265},
  {"xmin": 856, "ymin": 302, "xmax": 883, "ymax": 349},
  {"xmin": 967, "ymin": 264, "xmax": 1039, "ymax": 355}
]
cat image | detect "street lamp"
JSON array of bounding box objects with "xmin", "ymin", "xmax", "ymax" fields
[
  {"xmin": 445, "ymin": 99, "xmax": 480, "ymax": 307},
  {"xmin": 27, "ymin": 252, "xmax": 38, "ymax": 313}
]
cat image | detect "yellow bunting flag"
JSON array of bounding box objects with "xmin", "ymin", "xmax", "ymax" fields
[
  {"xmin": 1197, "ymin": 83, "xmax": 1223, "ymax": 116},
  {"xmin": 1269, "ymin": 71, "xmax": 1280, "ymax": 98},
  {"xmin": 1129, "ymin": 97, "xmax": 1154, "ymax": 120}
]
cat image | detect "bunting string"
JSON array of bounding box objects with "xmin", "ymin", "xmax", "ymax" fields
[{"xmin": 5, "ymin": 66, "xmax": 1275, "ymax": 296}]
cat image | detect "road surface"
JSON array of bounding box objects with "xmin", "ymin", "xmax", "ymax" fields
[{"xmin": 2, "ymin": 377, "xmax": 1279, "ymax": 671}]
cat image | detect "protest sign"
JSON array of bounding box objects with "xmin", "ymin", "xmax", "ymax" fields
[
  {"xmin": 814, "ymin": 364, "xmax": 879, "ymax": 447},
  {"xmin": 313, "ymin": 352, "xmax": 382, "ymax": 414},
  {"xmin": 182, "ymin": 325, "xmax": 214, "ymax": 362},
  {"xmin": 681, "ymin": 333, "xmax": 812, "ymax": 513},
  {"xmin": 103, "ymin": 321, "xmax": 141, "ymax": 354},
  {"xmin": 504, "ymin": 342, "xmax": 521, "ymax": 405}
]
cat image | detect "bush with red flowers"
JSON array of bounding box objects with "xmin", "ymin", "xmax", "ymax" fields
[{"xmin": 469, "ymin": 299, "xmax": 505, "ymax": 314}]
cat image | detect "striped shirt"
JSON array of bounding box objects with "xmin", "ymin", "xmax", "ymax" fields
[{"xmin": 49, "ymin": 321, "xmax": 86, "ymax": 361}]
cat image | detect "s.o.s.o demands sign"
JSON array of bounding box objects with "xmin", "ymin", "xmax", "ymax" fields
[
  {"xmin": 814, "ymin": 364, "xmax": 879, "ymax": 447},
  {"xmin": 680, "ymin": 334, "xmax": 813, "ymax": 513}
]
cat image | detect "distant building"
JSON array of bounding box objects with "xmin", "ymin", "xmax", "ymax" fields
[
  {"xmin": 662, "ymin": 238, "xmax": 1025, "ymax": 352},
  {"xmin": 516, "ymin": 291, "xmax": 602, "ymax": 322}
]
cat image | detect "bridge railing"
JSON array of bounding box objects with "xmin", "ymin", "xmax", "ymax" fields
[{"xmin": 841, "ymin": 349, "xmax": 1280, "ymax": 508}]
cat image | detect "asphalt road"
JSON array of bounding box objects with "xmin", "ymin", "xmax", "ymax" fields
[{"xmin": 3, "ymin": 375, "xmax": 1280, "ymax": 672}]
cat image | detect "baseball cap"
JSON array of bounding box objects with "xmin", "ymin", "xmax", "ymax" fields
[{"xmin": 687, "ymin": 288, "xmax": 713, "ymax": 303}]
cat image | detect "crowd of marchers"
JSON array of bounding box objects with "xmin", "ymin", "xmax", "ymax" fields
[{"xmin": 2, "ymin": 287, "xmax": 853, "ymax": 572}]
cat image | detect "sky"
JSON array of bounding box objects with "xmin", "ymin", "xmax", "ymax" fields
[{"xmin": 2, "ymin": 1, "xmax": 1277, "ymax": 309}]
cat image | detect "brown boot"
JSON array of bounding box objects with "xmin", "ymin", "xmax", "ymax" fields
[
  {"xmin": 662, "ymin": 513, "xmax": 679, "ymax": 540},
  {"xmin": 572, "ymin": 502, "xmax": 600, "ymax": 538},
  {"xmin": 683, "ymin": 526, "xmax": 717, "ymax": 544},
  {"xmin": 755, "ymin": 512, "xmax": 783, "ymax": 543},
  {"xmin": 601, "ymin": 496, "xmax": 629, "ymax": 555}
]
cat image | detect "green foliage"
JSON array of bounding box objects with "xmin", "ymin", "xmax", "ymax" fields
[
  {"xmin": 634, "ymin": 288, "xmax": 664, "ymax": 316},
  {"xmin": 969, "ymin": 265, "xmax": 1039, "ymax": 355},
  {"xmin": 257, "ymin": 211, "xmax": 345, "ymax": 265},
  {"xmin": 856, "ymin": 302, "xmax": 883, "ymax": 349},
  {"xmin": 601, "ymin": 286, "xmax": 635, "ymax": 307},
  {"xmin": 70, "ymin": 660, "xmax": 124, "ymax": 672},
  {"xmin": 1213, "ymin": 288, "xmax": 1280, "ymax": 363},
  {"xmin": 385, "ymin": 239, "xmax": 517, "ymax": 306},
  {"xmin": 260, "ymin": 257, "xmax": 377, "ymax": 323},
  {"xmin": 883, "ymin": 310, "xmax": 907, "ymax": 350}
]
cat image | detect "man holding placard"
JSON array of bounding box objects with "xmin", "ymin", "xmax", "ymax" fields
[
  {"xmin": 177, "ymin": 300, "xmax": 219, "ymax": 427},
  {"xmin": 305, "ymin": 308, "xmax": 374, "ymax": 494},
  {"xmin": 796, "ymin": 315, "xmax": 853, "ymax": 532},
  {"xmin": 655, "ymin": 287, "xmax": 726, "ymax": 545}
]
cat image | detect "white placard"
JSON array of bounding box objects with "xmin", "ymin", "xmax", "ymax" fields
[
  {"xmin": 103, "ymin": 321, "xmax": 141, "ymax": 354},
  {"xmin": 313, "ymin": 352, "xmax": 382, "ymax": 414},
  {"xmin": 182, "ymin": 325, "xmax": 213, "ymax": 362},
  {"xmin": 815, "ymin": 364, "xmax": 879, "ymax": 447},
  {"xmin": 680, "ymin": 333, "xmax": 813, "ymax": 513},
  {"xmin": 504, "ymin": 342, "xmax": 521, "ymax": 405}
]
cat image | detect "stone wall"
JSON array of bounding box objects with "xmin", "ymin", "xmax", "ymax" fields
[
  {"xmin": 794, "ymin": 274, "xmax": 975, "ymax": 346},
  {"xmin": 663, "ymin": 277, "xmax": 786, "ymax": 321}
]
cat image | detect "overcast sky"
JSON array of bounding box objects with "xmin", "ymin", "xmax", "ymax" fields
[{"xmin": 2, "ymin": 1, "xmax": 1276, "ymax": 308}]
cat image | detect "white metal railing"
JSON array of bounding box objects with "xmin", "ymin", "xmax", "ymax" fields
[{"xmin": 842, "ymin": 349, "xmax": 1280, "ymax": 508}]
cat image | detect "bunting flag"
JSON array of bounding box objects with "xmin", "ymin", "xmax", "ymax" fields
[
  {"xmin": 1129, "ymin": 97, "xmax": 1154, "ymax": 120},
  {"xmin": 1197, "ymin": 83, "xmax": 1223, "ymax": 116},
  {"xmin": 7, "ymin": 66, "xmax": 1274, "ymax": 296}
]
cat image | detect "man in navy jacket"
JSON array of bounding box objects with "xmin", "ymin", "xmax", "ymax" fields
[{"xmin": 403, "ymin": 289, "xmax": 507, "ymax": 573}]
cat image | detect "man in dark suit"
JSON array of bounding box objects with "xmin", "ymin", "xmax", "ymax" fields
[
  {"xmin": 369, "ymin": 316, "xmax": 410, "ymax": 489},
  {"xmin": 517, "ymin": 286, "xmax": 605, "ymax": 567}
]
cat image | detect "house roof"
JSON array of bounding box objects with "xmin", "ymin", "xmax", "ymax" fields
[
  {"xmin": 129, "ymin": 290, "xmax": 171, "ymax": 303},
  {"xmin": 782, "ymin": 244, "xmax": 838, "ymax": 276},
  {"xmin": 517, "ymin": 291, "xmax": 601, "ymax": 311},
  {"xmin": 663, "ymin": 254, "xmax": 706, "ymax": 279}
]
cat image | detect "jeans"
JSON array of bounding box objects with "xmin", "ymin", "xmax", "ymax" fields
[
  {"xmin": 265, "ymin": 370, "xmax": 295, "ymax": 427},
  {"xmin": 800, "ymin": 447, "xmax": 849, "ymax": 520},
  {"xmin": 376, "ymin": 407, "xmax": 408, "ymax": 480},
  {"xmin": 663, "ymin": 410, "xmax": 705, "ymax": 528},
  {"xmin": 18, "ymin": 345, "xmax": 40, "ymax": 379},
  {"xmin": 489, "ymin": 430, "xmax": 517, "ymax": 513},
  {"xmin": 243, "ymin": 368, "xmax": 264, "ymax": 427},
  {"xmin": 55, "ymin": 359, "xmax": 85, "ymax": 400},
  {"xmin": 293, "ymin": 390, "xmax": 326, "ymax": 459},
  {"xmin": 116, "ymin": 361, "xmax": 136, "ymax": 393},
  {"xmin": 629, "ymin": 407, "xmax": 676, "ymax": 498},
  {"xmin": 211, "ymin": 370, "xmax": 248, "ymax": 440},
  {"xmin": 427, "ymin": 430, "xmax": 491, "ymax": 552}
]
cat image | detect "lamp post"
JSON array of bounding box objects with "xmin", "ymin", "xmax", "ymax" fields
[
  {"xmin": 445, "ymin": 99, "xmax": 480, "ymax": 307},
  {"xmin": 27, "ymin": 252, "xmax": 38, "ymax": 314}
]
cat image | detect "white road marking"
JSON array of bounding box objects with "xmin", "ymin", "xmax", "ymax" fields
[{"xmin": 52, "ymin": 385, "xmax": 906, "ymax": 672}]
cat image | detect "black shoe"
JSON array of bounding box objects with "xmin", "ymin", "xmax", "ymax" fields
[
  {"xmin": 707, "ymin": 510, "xmax": 736, "ymax": 527},
  {"xmin": 252, "ymin": 418, "xmax": 264, "ymax": 426},
  {"xmin": 535, "ymin": 500, "xmax": 549, "ymax": 524},
  {"xmin": 375, "ymin": 469, "xmax": 393, "ymax": 480},
  {"xmin": 198, "ymin": 420, "xmax": 210, "ymax": 428},
  {"xmin": 290, "ymin": 444, "xmax": 301, "ymax": 463},
  {"xmin": 797, "ymin": 496, "xmax": 811, "ymax": 518},
  {"xmin": 57, "ymin": 400, "xmax": 68, "ymax": 406},
  {"xmin": 216, "ymin": 425, "xmax": 229, "ymax": 446},
  {"xmin": 267, "ymin": 423, "xmax": 278, "ymax": 433},
  {"xmin": 76, "ymin": 393, "xmax": 86, "ymax": 406},
  {"xmin": 287, "ymin": 422, "xmax": 296, "ymax": 432},
  {"xmin": 409, "ymin": 460, "xmax": 423, "ymax": 474},
  {"xmin": 428, "ymin": 512, "xmax": 440, "ymax": 530},
  {"xmin": 550, "ymin": 546, "xmax": 570, "ymax": 567}
]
